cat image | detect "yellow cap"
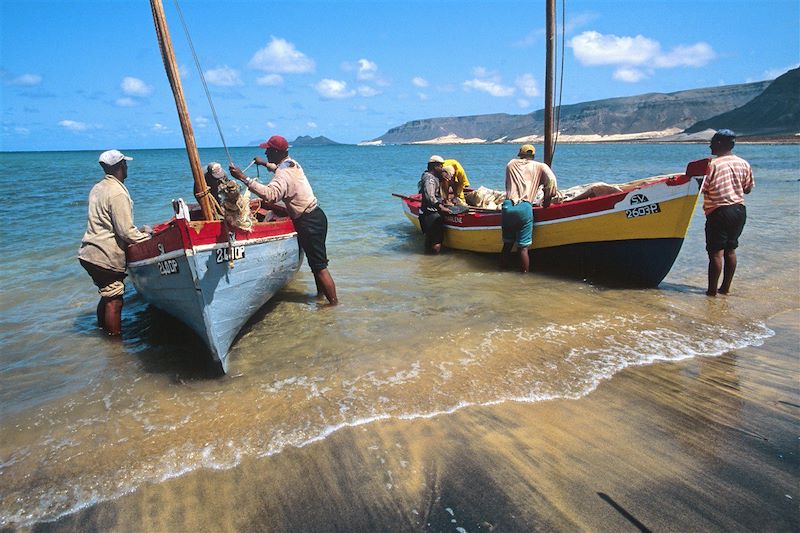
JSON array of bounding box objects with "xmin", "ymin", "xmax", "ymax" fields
[{"xmin": 518, "ymin": 144, "xmax": 535, "ymax": 157}]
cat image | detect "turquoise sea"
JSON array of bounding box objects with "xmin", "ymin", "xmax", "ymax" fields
[{"xmin": 0, "ymin": 143, "xmax": 798, "ymax": 527}]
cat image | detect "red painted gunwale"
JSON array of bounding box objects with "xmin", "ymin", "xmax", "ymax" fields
[
  {"xmin": 403, "ymin": 173, "xmax": 693, "ymax": 227},
  {"xmin": 126, "ymin": 201, "xmax": 297, "ymax": 263}
]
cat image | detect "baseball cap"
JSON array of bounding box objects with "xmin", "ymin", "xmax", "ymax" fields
[
  {"xmin": 259, "ymin": 135, "xmax": 289, "ymax": 151},
  {"xmin": 712, "ymin": 129, "xmax": 736, "ymax": 141},
  {"xmin": 442, "ymin": 165, "xmax": 455, "ymax": 178},
  {"xmin": 99, "ymin": 149, "xmax": 133, "ymax": 166},
  {"xmin": 518, "ymin": 144, "xmax": 535, "ymax": 157},
  {"xmin": 207, "ymin": 162, "xmax": 226, "ymax": 179},
  {"xmin": 428, "ymin": 155, "xmax": 445, "ymax": 164}
]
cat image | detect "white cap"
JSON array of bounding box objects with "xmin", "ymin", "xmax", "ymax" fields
[
  {"xmin": 207, "ymin": 162, "xmax": 226, "ymax": 179},
  {"xmin": 99, "ymin": 149, "xmax": 133, "ymax": 167},
  {"xmin": 442, "ymin": 165, "xmax": 455, "ymax": 178},
  {"xmin": 428, "ymin": 155, "xmax": 444, "ymax": 163}
]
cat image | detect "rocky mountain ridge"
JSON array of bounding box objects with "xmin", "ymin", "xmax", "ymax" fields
[{"xmin": 367, "ymin": 76, "xmax": 791, "ymax": 144}]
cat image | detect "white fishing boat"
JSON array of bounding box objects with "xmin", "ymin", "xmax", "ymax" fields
[{"xmin": 126, "ymin": 0, "xmax": 301, "ymax": 373}]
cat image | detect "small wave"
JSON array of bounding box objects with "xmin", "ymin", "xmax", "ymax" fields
[{"xmin": 0, "ymin": 317, "xmax": 775, "ymax": 528}]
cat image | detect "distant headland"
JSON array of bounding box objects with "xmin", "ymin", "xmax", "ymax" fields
[{"xmin": 359, "ymin": 67, "xmax": 799, "ymax": 145}]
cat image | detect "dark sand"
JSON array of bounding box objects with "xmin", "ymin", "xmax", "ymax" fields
[{"xmin": 27, "ymin": 311, "xmax": 798, "ymax": 532}]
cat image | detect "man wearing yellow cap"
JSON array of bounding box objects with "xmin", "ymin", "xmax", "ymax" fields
[
  {"xmin": 500, "ymin": 144, "xmax": 557, "ymax": 273},
  {"xmin": 440, "ymin": 159, "xmax": 470, "ymax": 205}
]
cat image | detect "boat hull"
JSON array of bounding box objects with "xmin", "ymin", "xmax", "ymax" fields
[
  {"xmin": 127, "ymin": 212, "xmax": 302, "ymax": 372},
  {"xmin": 400, "ymin": 174, "xmax": 702, "ymax": 287}
]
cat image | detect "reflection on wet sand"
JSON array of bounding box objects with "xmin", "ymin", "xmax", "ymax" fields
[{"xmin": 36, "ymin": 311, "xmax": 798, "ymax": 532}]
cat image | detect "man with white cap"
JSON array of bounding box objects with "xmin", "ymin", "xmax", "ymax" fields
[
  {"xmin": 418, "ymin": 155, "xmax": 453, "ymax": 254},
  {"xmin": 500, "ymin": 144, "xmax": 556, "ymax": 273},
  {"xmin": 78, "ymin": 150, "xmax": 151, "ymax": 335},
  {"xmin": 204, "ymin": 161, "xmax": 228, "ymax": 201}
]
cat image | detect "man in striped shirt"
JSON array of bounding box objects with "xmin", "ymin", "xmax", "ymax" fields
[{"xmin": 701, "ymin": 129, "xmax": 754, "ymax": 296}]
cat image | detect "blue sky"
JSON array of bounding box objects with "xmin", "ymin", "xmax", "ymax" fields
[{"xmin": 1, "ymin": 0, "xmax": 798, "ymax": 151}]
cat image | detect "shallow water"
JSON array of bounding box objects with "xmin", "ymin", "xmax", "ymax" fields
[{"xmin": 0, "ymin": 143, "xmax": 798, "ymax": 526}]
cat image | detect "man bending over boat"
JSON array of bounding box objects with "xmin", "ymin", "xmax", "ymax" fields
[
  {"xmin": 441, "ymin": 159, "xmax": 470, "ymax": 205},
  {"xmin": 78, "ymin": 150, "xmax": 152, "ymax": 335},
  {"xmin": 229, "ymin": 135, "xmax": 338, "ymax": 305},
  {"xmin": 419, "ymin": 155, "xmax": 453, "ymax": 254},
  {"xmin": 702, "ymin": 129, "xmax": 754, "ymax": 297},
  {"xmin": 500, "ymin": 144, "xmax": 556, "ymax": 273}
]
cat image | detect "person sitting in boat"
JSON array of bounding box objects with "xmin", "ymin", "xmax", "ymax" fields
[
  {"xmin": 204, "ymin": 161, "xmax": 227, "ymax": 201},
  {"xmin": 441, "ymin": 159, "xmax": 470, "ymax": 205},
  {"xmin": 228, "ymin": 135, "xmax": 338, "ymax": 305},
  {"xmin": 702, "ymin": 129, "xmax": 754, "ymax": 297},
  {"xmin": 78, "ymin": 150, "xmax": 152, "ymax": 335},
  {"xmin": 500, "ymin": 144, "xmax": 556, "ymax": 273},
  {"xmin": 418, "ymin": 155, "xmax": 453, "ymax": 254}
]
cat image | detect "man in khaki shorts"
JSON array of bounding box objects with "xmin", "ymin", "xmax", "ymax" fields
[{"xmin": 78, "ymin": 150, "xmax": 151, "ymax": 335}]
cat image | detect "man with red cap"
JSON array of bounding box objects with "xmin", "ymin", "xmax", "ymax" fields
[{"xmin": 229, "ymin": 135, "xmax": 338, "ymax": 305}]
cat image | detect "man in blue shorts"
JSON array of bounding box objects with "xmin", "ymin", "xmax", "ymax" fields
[{"xmin": 500, "ymin": 145, "xmax": 556, "ymax": 272}]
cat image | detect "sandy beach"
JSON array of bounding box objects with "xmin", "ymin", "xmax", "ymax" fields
[{"xmin": 27, "ymin": 309, "xmax": 797, "ymax": 532}]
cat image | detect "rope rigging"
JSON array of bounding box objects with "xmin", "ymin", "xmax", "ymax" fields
[{"xmin": 172, "ymin": 0, "xmax": 233, "ymax": 166}]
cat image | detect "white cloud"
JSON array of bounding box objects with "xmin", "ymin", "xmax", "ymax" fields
[
  {"xmin": 249, "ymin": 36, "xmax": 315, "ymax": 73},
  {"xmin": 307, "ymin": 122, "xmax": 318, "ymax": 129},
  {"xmin": 463, "ymin": 78, "xmax": 515, "ymax": 97},
  {"xmin": 762, "ymin": 63, "xmax": 800, "ymax": 80},
  {"xmin": 517, "ymin": 98, "xmax": 530, "ymax": 109},
  {"xmin": 653, "ymin": 43, "xmax": 715, "ymax": 68},
  {"xmin": 417, "ymin": 92, "xmax": 429, "ymax": 101},
  {"xmin": 472, "ymin": 66, "xmax": 491, "ymax": 78},
  {"xmin": 121, "ymin": 76, "xmax": 153, "ymax": 96},
  {"xmin": 357, "ymin": 85, "xmax": 379, "ymax": 97},
  {"xmin": 412, "ymin": 76, "xmax": 429, "ymax": 88},
  {"xmin": 356, "ymin": 58, "xmax": 378, "ymax": 80},
  {"xmin": 9, "ymin": 73, "xmax": 42, "ymax": 86},
  {"xmin": 314, "ymin": 79, "xmax": 355, "ymax": 99},
  {"xmin": 195, "ymin": 116, "xmax": 209, "ymax": 128},
  {"xmin": 204, "ymin": 66, "xmax": 242, "ymax": 87},
  {"xmin": 613, "ymin": 67, "xmax": 647, "ymax": 83},
  {"xmin": 266, "ymin": 121, "xmax": 276, "ymax": 128},
  {"xmin": 571, "ymin": 30, "xmax": 716, "ymax": 82},
  {"xmin": 115, "ymin": 97, "xmax": 137, "ymax": 107},
  {"xmin": 571, "ymin": 31, "xmax": 659, "ymax": 66},
  {"xmin": 152, "ymin": 123, "xmax": 169, "ymax": 133},
  {"xmin": 256, "ymin": 74, "xmax": 284, "ymax": 86},
  {"xmin": 58, "ymin": 120, "xmax": 90, "ymax": 131},
  {"xmin": 515, "ymin": 74, "xmax": 539, "ymax": 97}
]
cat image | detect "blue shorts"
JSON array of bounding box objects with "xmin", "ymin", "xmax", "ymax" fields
[{"xmin": 501, "ymin": 199, "xmax": 533, "ymax": 247}]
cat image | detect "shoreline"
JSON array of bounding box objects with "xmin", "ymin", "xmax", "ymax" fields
[{"xmin": 28, "ymin": 309, "xmax": 799, "ymax": 532}]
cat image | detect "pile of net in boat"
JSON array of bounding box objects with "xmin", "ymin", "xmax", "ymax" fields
[
  {"xmin": 463, "ymin": 175, "xmax": 673, "ymax": 210},
  {"xmin": 219, "ymin": 179, "xmax": 253, "ymax": 232}
]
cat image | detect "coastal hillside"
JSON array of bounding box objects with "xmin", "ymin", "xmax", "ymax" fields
[
  {"xmin": 684, "ymin": 68, "xmax": 800, "ymax": 136},
  {"xmin": 368, "ymin": 79, "xmax": 772, "ymax": 144}
]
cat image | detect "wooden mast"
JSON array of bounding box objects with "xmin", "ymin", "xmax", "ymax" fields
[
  {"xmin": 544, "ymin": 0, "xmax": 556, "ymax": 168},
  {"xmin": 149, "ymin": 0, "xmax": 214, "ymax": 221}
]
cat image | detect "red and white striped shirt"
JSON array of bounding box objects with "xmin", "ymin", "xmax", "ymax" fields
[{"xmin": 701, "ymin": 154, "xmax": 754, "ymax": 215}]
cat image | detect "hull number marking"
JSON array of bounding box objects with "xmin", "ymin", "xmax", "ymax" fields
[
  {"xmin": 157, "ymin": 259, "xmax": 179, "ymax": 275},
  {"xmin": 216, "ymin": 246, "xmax": 246, "ymax": 264},
  {"xmin": 626, "ymin": 203, "xmax": 661, "ymax": 219}
]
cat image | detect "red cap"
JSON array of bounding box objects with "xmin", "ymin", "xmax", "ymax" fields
[{"xmin": 259, "ymin": 135, "xmax": 289, "ymax": 151}]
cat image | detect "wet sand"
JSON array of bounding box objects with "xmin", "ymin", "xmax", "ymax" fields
[{"xmin": 27, "ymin": 310, "xmax": 798, "ymax": 532}]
